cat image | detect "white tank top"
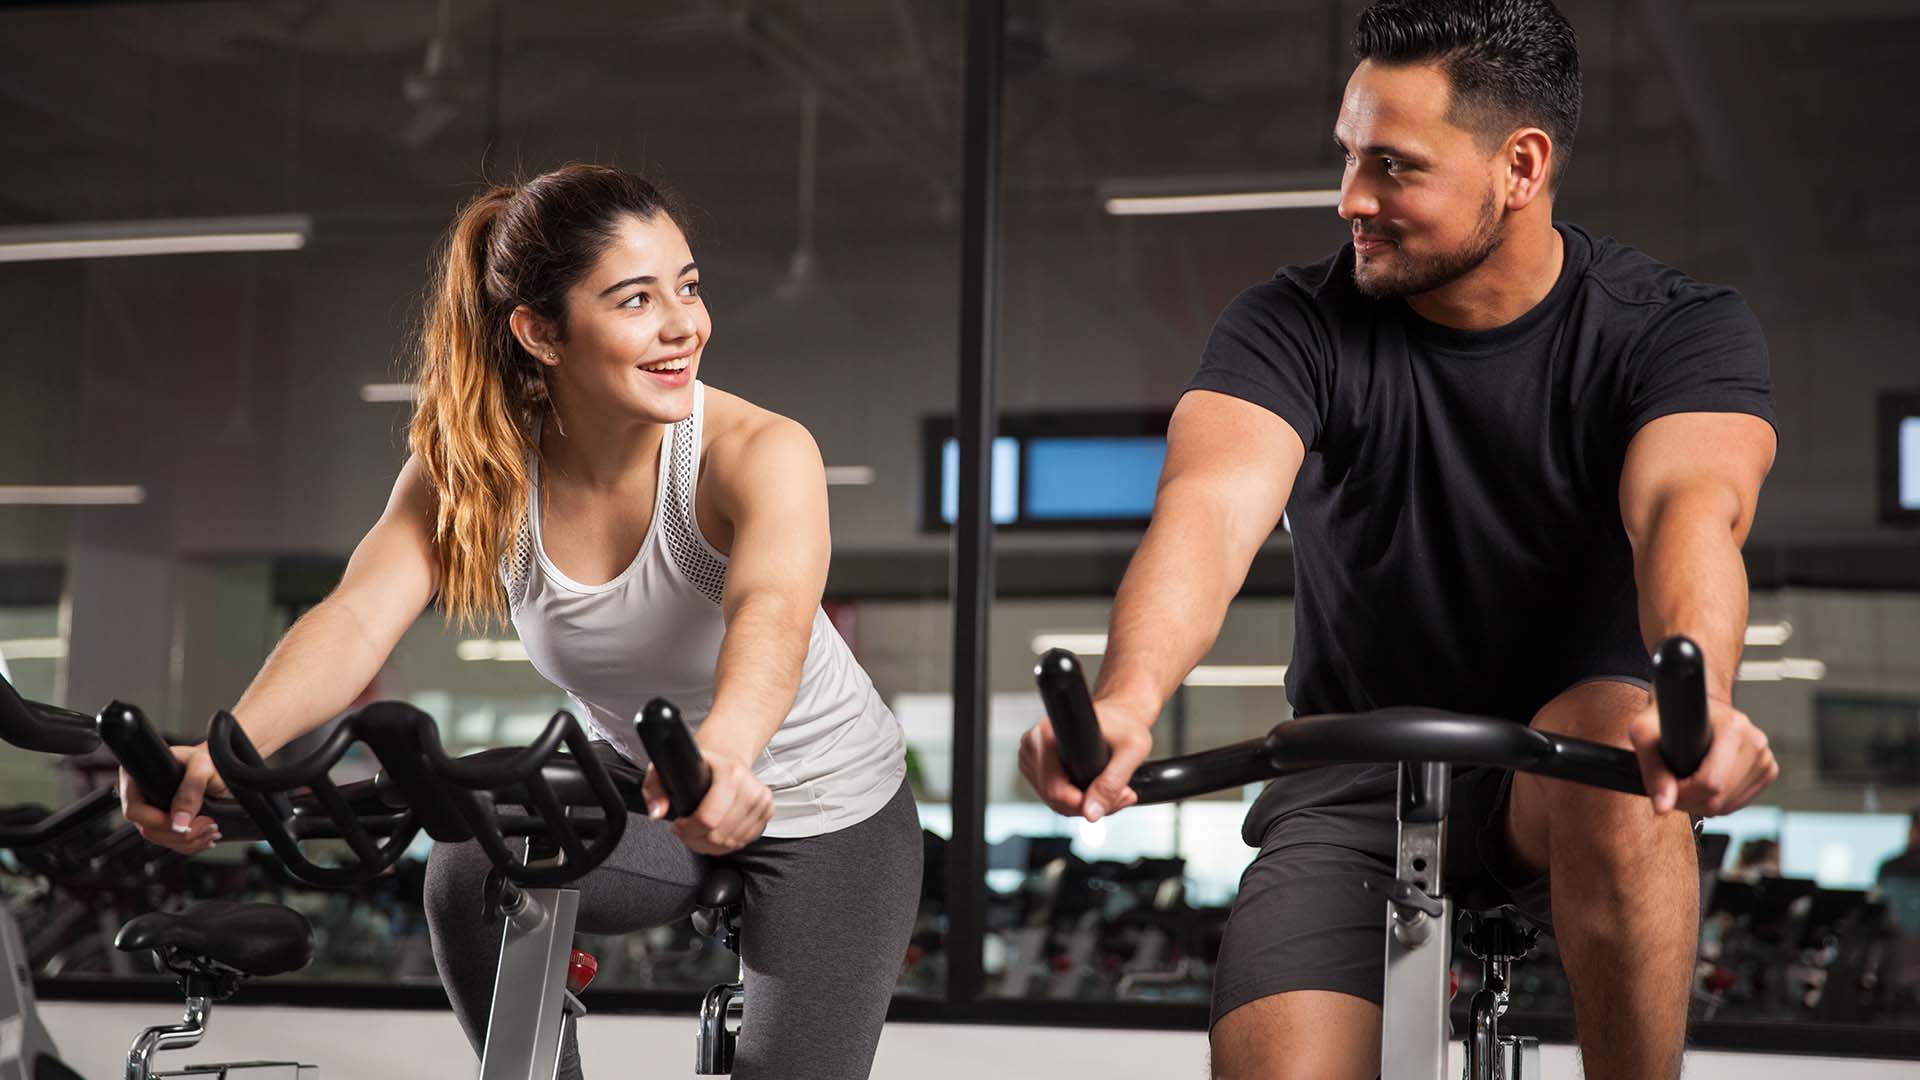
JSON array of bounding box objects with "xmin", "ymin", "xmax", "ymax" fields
[{"xmin": 502, "ymin": 382, "xmax": 907, "ymax": 838}]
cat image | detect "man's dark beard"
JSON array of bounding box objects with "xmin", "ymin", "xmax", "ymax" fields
[{"xmin": 1353, "ymin": 187, "xmax": 1503, "ymax": 299}]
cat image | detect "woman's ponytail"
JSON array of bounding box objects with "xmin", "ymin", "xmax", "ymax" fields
[{"xmin": 408, "ymin": 186, "xmax": 535, "ymax": 628}]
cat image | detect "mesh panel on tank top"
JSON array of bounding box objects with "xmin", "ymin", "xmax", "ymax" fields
[
  {"xmin": 663, "ymin": 412, "xmax": 728, "ymax": 606},
  {"xmin": 502, "ymin": 510, "xmax": 535, "ymax": 614}
]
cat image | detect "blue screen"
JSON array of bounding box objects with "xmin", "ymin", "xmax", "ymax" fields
[
  {"xmin": 1025, "ymin": 436, "xmax": 1166, "ymax": 520},
  {"xmin": 1901, "ymin": 416, "xmax": 1919, "ymax": 510},
  {"xmin": 940, "ymin": 437, "xmax": 1020, "ymax": 525}
]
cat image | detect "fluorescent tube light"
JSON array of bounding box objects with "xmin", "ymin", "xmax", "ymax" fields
[
  {"xmin": 825, "ymin": 466, "xmax": 876, "ymax": 486},
  {"xmin": 1031, "ymin": 633, "xmax": 1109, "ymax": 656},
  {"xmin": 0, "ymin": 638, "xmax": 66, "ymax": 660},
  {"xmin": 456, "ymin": 639, "xmax": 530, "ymax": 663},
  {"xmin": 0, "ymin": 214, "xmax": 311, "ymax": 263},
  {"xmin": 1744, "ymin": 621, "xmax": 1793, "ymax": 646},
  {"xmin": 361, "ymin": 383, "xmax": 417, "ymax": 403},
  {"xmin": 1105, "ymin": 190, "xmax": 1343, "ymax": 216},
  {"xmin": 1737, "ymin": 657, "xmax": 1826, "ymax": 682},
  {"xmin": 1184, "ymin": 665, "xmax": 1289, "ymax": 687},
  {"xmin": 1099, "ymin": 172, "xmax": 1345, "ymax": 217},
  {"xmin": 0, "ymin": 485, "xmax": 146, "ymax": 506}
]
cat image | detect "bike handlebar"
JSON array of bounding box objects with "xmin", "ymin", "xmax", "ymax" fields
[
  {"xmin": 1040, "ymin": 634, "xmax": 1714, "ymax": 802},
  {"xmin": 1, "ymin": 671, "xmax": 715, "ymax": 889},
  {"xmin": 635, "ymin": 698, "xmax": 712, "ymax": 819},
  {"xmin": 0, "ymin": 670, "xmax": 100, "ymax": 756},
  {"xmin": 1651, "ymin": 636, "xmax": 1711, "ymax": 777},
  {"xmin": 205, "ymin": 698, "xmax": 708, "ymax": 889}
]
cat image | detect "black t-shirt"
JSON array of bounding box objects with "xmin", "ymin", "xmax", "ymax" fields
[
  {"xmin": 1189, "ymin": 223, "xmax": 1776, "ymax": 840},
  {"xmin": 1879, "ymin": 848, "xmax": 1920, "ymax": 884}
]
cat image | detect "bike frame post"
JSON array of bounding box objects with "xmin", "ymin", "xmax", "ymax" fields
[
  {"xmin": 479, "ymin": 837, "xmax": 584, "ymax": 1080},
  {"xmin": 0, "ymin": 903, "xmax": 64, "ymax": 1080},
  {"xmin": 1380, "ymin": 761, "xmax": 1452, "ymax": 1080}
]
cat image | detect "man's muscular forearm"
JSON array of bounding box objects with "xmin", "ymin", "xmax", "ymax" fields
[
  {"xmin": 1633, "ymin": 482, "xmax": 1751, "ymax": 703},
  {"xmin": 1097, "ymin": 484, "xmax": 1255, "ymax": 718}
]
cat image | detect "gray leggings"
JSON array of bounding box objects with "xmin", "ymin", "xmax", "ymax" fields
[{"xmin": 423, "ymin": 780, "xmax": 922, "ymax": 1080}]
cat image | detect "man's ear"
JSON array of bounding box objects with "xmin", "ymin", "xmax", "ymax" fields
[{"xmin": 1503, "ymin": 127, "xmax": 1554, "ymax": 211}]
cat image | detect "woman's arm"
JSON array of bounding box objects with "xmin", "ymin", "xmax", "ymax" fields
[
  {"xmin": 230, "ymin": 457, "xmax": 442, "ymax": 756},
  {"xmin": 697, "ymin": 414, "xmax": 831, "ymax": 766},
  {"xmin": 122, "ymin": 457, "xmax": 441, "ymax": 851},
  {"xmin": 638, "ymin": 412, "xmax": 826, "ymax": 854}
]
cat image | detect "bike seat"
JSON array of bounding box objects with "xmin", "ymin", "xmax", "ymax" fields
[
  {"xmin": 115, "ymin": 901, "xmax": 314, "ymax": 977},
  {"xmin": 697, "ymin": 865, "xmax": 743, "ymax": 910}
]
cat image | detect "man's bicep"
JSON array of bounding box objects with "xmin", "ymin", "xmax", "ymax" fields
[
  {"xmin": 1159, "ymin": 390, "xmax": 1306, "ymax": 557},
  {"xmin": 1619, "ymin": 412, "xmax": 1776, "ymax": 544}
]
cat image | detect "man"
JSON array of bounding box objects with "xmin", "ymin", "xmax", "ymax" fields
[
  {"xmin": 1876, "ymin": 809, "xmax": 1920, "ymax": 886},
  {"xmin": 1018, "ymin": 2, "xmax": 1779, "ymax": 1077}
]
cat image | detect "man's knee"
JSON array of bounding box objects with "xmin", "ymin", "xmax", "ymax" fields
[
  {"xmin": 1509, "ymin": 679, "xmax": 1663, "ymax": 870},
  {"xmin": 1530, "ymin": 678, "xmax": 1647, "ymax": 747},
  {"xmin": 1209, "ymin": 991, "xmax": 1380, "ymax": 1080}
]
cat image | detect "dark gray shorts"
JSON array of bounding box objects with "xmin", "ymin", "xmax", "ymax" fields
[
  {"xmin": 1209, "ymin": 762, "xmax": 1552, "ymax": 1029},
  {"xmin": 1210, "ymin": 675, "xmax": 1656, "ymax": 1028}
]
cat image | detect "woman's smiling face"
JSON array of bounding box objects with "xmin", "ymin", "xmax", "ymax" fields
[{"xmin": 545, "ymin": 211, "xmax": 711, "ymax": 425}]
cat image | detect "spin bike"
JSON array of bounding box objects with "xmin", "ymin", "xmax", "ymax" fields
[
  {"xmin": 0, "ymin": 674, "xmax": 323, "ymax": 1080},
  {"xmin": 5, "ymin": 671, "xmax": 742, "ymax": 1080},
  {"xmin": 1036, "ymin": 636, "xmax": 1713, "ymax": 1080},
  {"xmin": 182, "ymin": 697, "xmax": 743, "ymax": 1079}
]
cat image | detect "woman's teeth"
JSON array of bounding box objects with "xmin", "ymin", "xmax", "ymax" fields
[{"xmin": 640, "ymin": 360, "xmax": 687, "ymax": 373}]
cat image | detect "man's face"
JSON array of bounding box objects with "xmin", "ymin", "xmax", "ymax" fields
[{"xmin": 1334, "ymin": 60, "xmax": 1508, "ymax": 299}]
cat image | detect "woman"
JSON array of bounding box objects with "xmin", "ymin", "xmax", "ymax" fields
[{"xmin": 121, "ymin": 164, "xmax": 921, "ymax": 1080}]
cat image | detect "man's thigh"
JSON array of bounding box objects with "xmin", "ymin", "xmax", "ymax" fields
[
  {"xmin": 1209, "ymin": 826, "xmax": 1393, "ymax": 1080},
  {"xmin": 1211, "ymin": 990, "xmax": 1381, "ymax": 1080}
]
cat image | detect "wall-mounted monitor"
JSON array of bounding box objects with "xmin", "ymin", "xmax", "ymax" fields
[
  {"xmin": 1814, "ymin": 692, "xmax": 1920, "ymax": 785},
  {"xmin": 1880, "ymin": 390, "xmax": 1920, "ymax": 525},
  {"xmin": 922, "ymin": 412, "xmax": 1170, "ymax": 531}
]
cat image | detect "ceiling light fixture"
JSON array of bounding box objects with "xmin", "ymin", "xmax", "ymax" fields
[
  {"xmin": 1184, "ymin": 665, "xmax": 1289, "ymax": 687},
  {"xmin": 0, "ymin": 214, "xmax": 311, "ymax": 263},
  {"xmin": 1099, "ymin": 172, "xmax": 1344, "ymax": 217},
  {"xmin": 825, "ymin": 466, "xmax": 876, "ymax": 486},
  {"xmin": 0, "ymin": 486, "xmax": 146, "ymax": 506},
  {"xmin": 1030, "ymin": 633, "xmax": 1110, "ymax": 656},
  {"xmin": 360, "ymin": 383, "xmax": 417, "ymax": 403}
]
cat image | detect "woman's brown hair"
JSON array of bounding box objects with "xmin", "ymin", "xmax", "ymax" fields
[{"xmin": 409, "ymin": 164, "xmax": 690, "ymax": 627}]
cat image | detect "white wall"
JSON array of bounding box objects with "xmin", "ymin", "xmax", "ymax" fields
[{"xmin": 36, "ymin": 1001, "xmax": 1916, "ymax": 1079}]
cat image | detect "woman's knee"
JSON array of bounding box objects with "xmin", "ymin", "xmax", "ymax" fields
[{"xmin": 422, "ymin": 839, "xmax": 494, "ymax": 928}]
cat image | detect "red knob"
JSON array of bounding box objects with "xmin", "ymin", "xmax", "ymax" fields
[{"xmin": 568, "ymin": 949, "xmax": 599, "ymax": 995}]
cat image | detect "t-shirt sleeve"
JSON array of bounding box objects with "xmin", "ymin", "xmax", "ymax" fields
[
  {"xmin": 1185, "ymin": 279, "xmax": 1330, "ymax": 450},
  {"xmin": 1622, "ymin": 286, "xmax": 1776, "ymax": 439}
]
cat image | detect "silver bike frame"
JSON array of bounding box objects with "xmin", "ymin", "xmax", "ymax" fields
[
  {"xmin": 1379, "ymin": 762, "xmax": 1452, "ymax": 1080},
  {"xmin": 0, "ymin": 900, "xmax": 61, "ymax": 1080},
  {"xmin": 478, "ymin": 882, "xmax": 583, "ymax": 1080}
]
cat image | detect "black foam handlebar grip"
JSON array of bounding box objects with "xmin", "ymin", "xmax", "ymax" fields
[
  {"xmin": 1035, "ymin": 649, "xmax": 1111, "ymax": 790},
  {"xmin": 0, "ymin": 670, "xmax": 100, "ymax": 756},
  {"xmin": 1652, "ymin": 636, "xmax": 1712, "ymax": 779},
  {"xmin": 96, "ymin": 701, "xmax": 184, "ymax": 808},
  {"xmin": 636, "ymin": 699, "xmax": 711, "ymax": 820}
]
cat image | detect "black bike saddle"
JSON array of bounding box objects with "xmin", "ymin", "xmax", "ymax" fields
[
  {"xmin": 697, "ymin": 865, "xmax": 744, "ymax": 910},
  {"xmin": 115, "ymin": 900, "xmax": 315, "ymax": 977}
]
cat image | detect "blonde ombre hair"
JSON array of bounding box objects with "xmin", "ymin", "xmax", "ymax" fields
[{"xmin": 408, "ymin": 165, "xmax": 691, "ymax": 627}]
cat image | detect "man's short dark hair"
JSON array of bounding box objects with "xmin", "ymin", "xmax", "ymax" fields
[{"xmin": 1353, "ymin": 0, "xmax": 1582, "ymax": 189}]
